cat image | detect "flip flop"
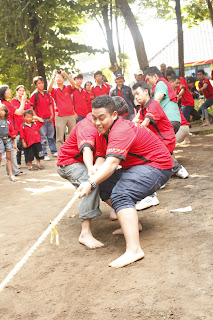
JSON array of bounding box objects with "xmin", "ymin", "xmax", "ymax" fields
[
  {"xmin": 38, "ymin": 166, "xmax": 44, "ymax": 170},
  {"xmin": 28, "ymin": 167, "xmax": 38, "ymax": 171},
  {"xmin": 9, "ymin": 175, "xmax": 17, "ymax": 181}
]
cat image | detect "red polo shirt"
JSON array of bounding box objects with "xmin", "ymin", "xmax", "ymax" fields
[
  {"xmin": 20, "ymin": 121, "xmax": 44, "ymax": 147},
  {"xmin": 51, "ymin": 85, "xmax": 74, "ymax": 116},
  {"xmin": 139, "ymin": 99, "xmax": 176, "ymax": 154},
  {"xmin": 90, "ymin": 83, "xmax": 110, "ymax": 100},
  {"xmin": 198, "ymin": 78, "xmax": 213, "ymax": 99},
  {"xmin": 177, "ymin": 77, "xmax": 194, "ymax": 107},
  {"xmin": 11, "ymin": 98, "xmax": 31, "ymax": 134},
  {"xmin": 30, "ymin": 91, "xmax": 52, "ymax": 118},
  {"xmin": 2, "ymin": 100, "xmax": 16, "ymax": 124},
  {"xmin": 96, "ymin": 117, "xmax": 173, "ymax": 170},
  {"xmin": 57, "ymin": 113, "xmax": 99, "ymax": 166},
  {"xmin": 71, "ymin": 88, "xmax": 88, "ymax": 117},
  {"xmin": 85, "ymin": 91, "xmax": 92, "ymax": 113}
]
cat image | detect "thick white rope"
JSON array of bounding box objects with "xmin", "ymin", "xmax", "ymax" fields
[{"xmin": 0, "ymin": 193, "xmax": 79, "ymax": 292}]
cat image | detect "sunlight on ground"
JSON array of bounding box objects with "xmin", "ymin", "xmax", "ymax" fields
[{"xmin": 24, "ymin": 179, "xmax": 75, "ymax": 195}]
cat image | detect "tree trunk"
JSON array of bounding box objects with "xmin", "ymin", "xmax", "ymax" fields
[
  {"xmin": 116, "ymin": 0, "xmax": 148, "ymax": 71},
  {"xmin": 28, "ymin": 5, "xmax": 47, "ymax": 89},
  {"xmin": 206, "ymin": 0, "xmax": 213, "ymax": 28},
  {"xmin": 101, "ymin": 3, "xmax": 121, "ymax": 74},
  {"xmin": 175, "ymin": 0, "xmax": 184, "ymax": 77}
]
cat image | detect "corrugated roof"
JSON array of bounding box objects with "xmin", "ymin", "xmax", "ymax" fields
[{"xmin": 149, "ymin": 20, "xmax": 213, "ymax": 67}]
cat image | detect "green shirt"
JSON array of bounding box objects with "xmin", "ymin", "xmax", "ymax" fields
[{"xmin": 154, "ymin": 81, "xmax": 181, "ymax": 122}]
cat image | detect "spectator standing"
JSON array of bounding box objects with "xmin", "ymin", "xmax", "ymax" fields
[
  {"xmin": 72, "ymin": 74, "xmax": 88, "ymax": 123},
  {"xmin": 48, "ymin": 70, "xmax": 76, "ymax": 151},
  {"xmin": 110, "ymin": 73, "xmax": 136, "ymax": 120},
  {"xmin": 30, "ymin": 76, "xmax": 57, "ymax": 160},
  {"xmin": 11, "ymin": 85, "xmax": 31, "ymax": 167},
  {"xmin": 197, "ymin": 69, "xmax": 213, "ymax": 126},
  {"xmin": 84, "ymin": 81, "xmax": 93, "ymax": 113},
  {"xmin": 0, "ymin": 84, "xmax": 26, "ymax": 176},
  {"xmin": 90, "ymin": 71, "xmax": 110, "ymax": 101}
]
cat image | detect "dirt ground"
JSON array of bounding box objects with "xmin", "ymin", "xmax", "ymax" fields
[{"xmin": 0, "ymin": 132, "xmax": 213, "ymax": 320}]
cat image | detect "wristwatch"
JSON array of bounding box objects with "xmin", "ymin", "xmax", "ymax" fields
[{"xmin": 87, "ymin": 178, "xmax": 97, "ymax": 190}]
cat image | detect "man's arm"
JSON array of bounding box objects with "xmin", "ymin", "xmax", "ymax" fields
[
  {"xmin": 82, "ymin": 147, "xmax": 95, "ymax": 177},
  {"xmin": 177, "ymin": 88, "xmax": 185, "ymax": 100},
  {"xmin": 14, "ymin": 92, "xmax": 27, "ymax": 116},
  {"xmin": 198, "ymin": 82, "xmax": 208, "ymax": 93},
  {"xmin": 48, "ymin": 70, "xmax": 57, "ymax": 93},
  {"xmin": 77, "ymin": 156, "xmax": 121, "ymax": 197},
  {"xmin": 141, "ymin": 117, "xmax": 150, "ymax": 127},
  {"xmin": 154, "ymin": 92, "xmax": 164, "ymax": 103},
  {"xmin": 61, "ymin": 70, "xmax": 75, "ymax": 89}
]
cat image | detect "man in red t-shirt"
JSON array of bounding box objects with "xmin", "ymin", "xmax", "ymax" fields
[
  {"xmin": 197, "ymin": 69, "xmax": 213, "ymax": 126},
  {"xmin": 72, "ymin": 74, "xmax": 88, "ymax": 123},
  {"xmin": 77, "ymin": 95, "xmax": 173, "ymax": 268},
  {"xmin": 30, "ymin": 76, "xmax": 57, "ymax": 160},
  {"xmin": 56, "ymin": 113, "xmax": 105, "ymax": 249},
  {"xmin": 48, "ymin": 70, "xmax": 76, "ymax": 151},
  {"xmin": 90, "ymin": 70, "xmax": 110, "ymax": 100}
]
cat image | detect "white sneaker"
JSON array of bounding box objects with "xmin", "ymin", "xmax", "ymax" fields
[
  {"xmin": 52, "ymin": 152, "xmax": 58, "ymax": 157},
  {"xmin": 176, "ymin": 165, "xmax": 189, "ymax": 179},
  {"xmin": 44, "ymin": 156, "xmax": 50, "ymax": 161},
  {"xmin": 135, "ymin": 193, "xmax": 159, "ymax": 211}
]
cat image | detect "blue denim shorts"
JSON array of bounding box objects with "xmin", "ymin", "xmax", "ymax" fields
[
  {"xmin": 100, "ymin": 165, "xmax": 172, "ymax": 214},
  {"xmin": 0, "ymin": 137, "xmax": 13, "ymax": 153}
]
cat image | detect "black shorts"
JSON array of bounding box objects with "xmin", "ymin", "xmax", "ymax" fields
[{"xmin": 24, "ymin": 142, "xmax": 44, "ymax": 163}]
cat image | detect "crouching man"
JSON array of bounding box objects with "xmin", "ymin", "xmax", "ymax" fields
[
  {"xmin": 56, "ymin": 113, "xmax": 104, "ymax": 248},
  {"xmin": 77, "ymin": 96, "xmax": 174, "ymax": 268}
]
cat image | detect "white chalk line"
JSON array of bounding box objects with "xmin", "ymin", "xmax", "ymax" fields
[{"xmin": 0, "ymin": 193, "xmax": 79, "ymax": 292}]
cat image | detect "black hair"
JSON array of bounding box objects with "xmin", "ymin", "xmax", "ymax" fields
[
  {"xmin": 23, "ymin": 109, "xmax": 34, "ymax": 117},
  {"xmin": 166, "ymin": 69, "xmax": 176, "ymax": 77},
  {"xmin": 197, "ymin": 69, "xmax": 205, "ymax": 75},
  {"xmin": 112, "ymin": 96, "xmax": 128, "ymax": 116},
  {"xmin": 94, "ymin": 70, "xmax": 102, "ymax": 77},
  {"xmin": 0, "ymin": 85, "xmax": 9, "ymax": 100},
  {"xmin": 92, "ymin": 95, "xmax": 116, "ymax": 115},
  {"xmin": 169, "ymin": 75, "xmax": 180, "ymax": 82},
  {"xmin": 132, "ymin": 81, "xmax": 151, "ymax": 96},
  {"xmin": 0, "ymin": 103, "xmax": 9, "ymax": 118},
  {"xmin": 144, "ymin": 66, "xmax": 162, "ymax": 78},
  {"xmin": 74, "ymin": 74, "xmax": 83, "ymax": 80},
  {"xmin": 84, "ymin": 81, "xmax": 92, "ymax": 89},
  {"xmin": 33, "ymin": 76, "xmax": 44, "ymax": 86}
]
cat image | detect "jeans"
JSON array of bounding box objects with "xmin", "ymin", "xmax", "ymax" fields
[
  {"xmin": 198, "ymin": 98, "xmax": 213, "ymax": 119},
  {"xmin": 100, "ymin": 165, "xmax": 172, "ymax": 214},
  {"xmin": 181, "ymin": 106, "xmax": 194, "ymax": 122},
  {"xmin": 40, "ymin": 118, "xmax": 57, "ymax": 156},
  {"xmin": 56, "ymin": 162, "xmax": 102, "ymax": 221}
]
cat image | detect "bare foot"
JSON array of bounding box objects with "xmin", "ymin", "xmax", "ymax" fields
[
  {"xmin": 109, "ymin": 249, "xmax": 145, "ymax": 268},
  {"xmin": 201, "ymin": 120, "xmax": 211, "ymax": 127},
  {"xmin": 110, "ymin": 209, "xmax": 118, "ymax": 221},
  {"xmin": 180, "ymin": 138, "xmax": 191, "ymax": 145},
  {"xmin": 112, "ymin": 222, "xmax": 142, "ymax": 235},
  {"xmin": 79, "ymin": 233, "xmax": 104, "ymax": 249}
]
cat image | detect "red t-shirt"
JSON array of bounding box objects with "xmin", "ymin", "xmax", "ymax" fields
[
  {"xmin": 57, "ymin": 113, "xmax": 99, "ymax": 166},
  {"xmin": 30, "ymin": 91, "xmax": 52, "ymax": 118},
  {"xmin": 51, "ymin": 85, "xmax": 74, "ymax": 117},
  {"xmin": 2, "ymin": 100, "xmax": 16, "ymax": 123},
  {"xmin": 85, "ymin": 91, "xmax": 92, "ymax": 113},
  {"xmin": 71, "ymin": 88, "xmax": 88, "ymax": 117},
  {"xmin": 20, "ymin": 121, "xmax": 43, "ymax": 147},
  {"xmin": 198, "ymin": 78, "xmax": 213, "ymax": 99},
  {"xmin": 90, "ymin": 83, "xmax": 110, "ymax": 100},
  {"xmin": 139, "ymin": 99, "xmax": 176, "ymax": 154},
  {"xmin": 96, "ymin": 117, "xmax": 173, "ymax": 170},
  {"xmin": 177, "ymin": 77, "xmax": 194, "ymax": 107},
  {"xmin": 11, "ymin": 98, "xmax": 31, "ymax": 134}
]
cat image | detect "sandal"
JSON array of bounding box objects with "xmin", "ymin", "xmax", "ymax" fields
[
  {"xmin": 9, "ymin": 175, "xmax": 17, "ymax": 182},
  {"xmin": 38, "ymin": 166, "xmax": 44, "ymax": 170},
  {"xmin": 28, "ymin": 167, "xmax": 38, "ymax": 171},
  {"xmin": 16, "ymin": 171, "xmax": 26, "ymax": 176}
]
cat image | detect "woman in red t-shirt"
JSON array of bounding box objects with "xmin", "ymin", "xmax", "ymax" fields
[
  {"xmin": 0, "ymin": 84, "xmax": 26, "ymax": 176},
  {"xmin": 84, "ymin": 81, "xmax": 93, "ymax": 114},
  {"xmin": 11, "ymin": 85, "xmax": 31, "ymax": 167}
]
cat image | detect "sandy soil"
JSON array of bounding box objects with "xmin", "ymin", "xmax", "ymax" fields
[{"xmin": 0, "ymin": 133, "xmax": 213, "ymax": 320}]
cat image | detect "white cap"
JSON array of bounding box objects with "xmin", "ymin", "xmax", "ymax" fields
[{"xmin": 134, "ymin": 70, "xmax": 143, "ymax": 76}]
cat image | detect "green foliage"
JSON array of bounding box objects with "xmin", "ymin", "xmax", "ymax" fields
[{"xmin": 0, "ymin": 0, "xmax": 102, "ymax": 91}]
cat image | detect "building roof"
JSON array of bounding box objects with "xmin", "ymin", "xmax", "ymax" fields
[{"xmin": 149, "ymin": 20, "xmax": 213, "ymax": 68}]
